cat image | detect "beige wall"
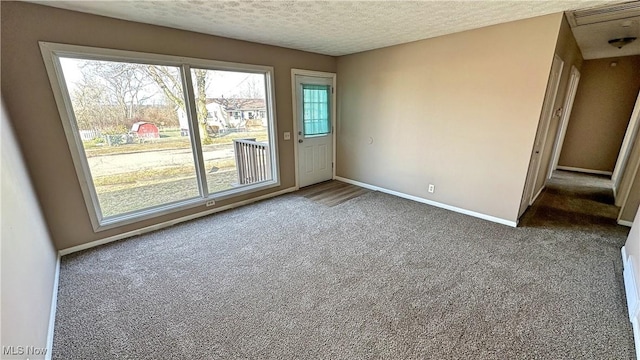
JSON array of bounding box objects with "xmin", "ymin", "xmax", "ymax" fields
[
  {"xmin": 336, "ymin": 13, "xmax": 562, "ymax": 223},
  {"xmin": 558, "ymin": 55, "xmax": 640, "ymax": 172},
  {"xmin": 1, "ymin": 101, "xmax": 58, "ymax": 360},
  {"xmin": 1, "ymin": 2, "xmax": 336, "ymax": 250},
  {"xmin": 533, "ymin": 15, "xmax": 584, "ymax": 195}
]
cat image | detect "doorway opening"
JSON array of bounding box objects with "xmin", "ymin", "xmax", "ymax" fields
[{"xmin": 520, "ymin": 58, "xmax": 640, "ymax": 228}]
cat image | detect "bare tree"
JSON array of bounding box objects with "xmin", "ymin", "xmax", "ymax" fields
[
  {"xmin": 136, "ymin": 105, "xmax": 180, "ymax": 128},
  {"xmin": 236, "ymin": 75, "xmax": 264, "ymax": 99},
  {"xmin": 71, "ymin": 61, "xmax": 159, "ymax": 133},
  {"xmin": 72, "ymin": 82, "xmax": 114, "ymax": 130},
  {"xmin": 145, "ymin": 66, "xmax": 213, "ymax": 142},
  {"xmin": 79, "ymin": 62, "xmax": 154, "ymax": 119}
]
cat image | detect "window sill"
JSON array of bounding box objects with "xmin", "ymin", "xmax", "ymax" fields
[{"xmin": 94, "ymin": 179, "xmax": 280, "ymax": 232}]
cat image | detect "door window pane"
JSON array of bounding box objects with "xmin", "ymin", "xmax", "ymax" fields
[
  {"xmin": 59, "ymin": 58, "xmax": 200, "ymax": 218},
  {"xmin": 190, "ymin": 69, "xmax": 272, "ymax": 191},
  {"xmin": 302, "ymin": 84, "xmax": 330, "ymax": 136}
]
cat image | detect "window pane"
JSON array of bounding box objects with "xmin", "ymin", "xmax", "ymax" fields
[
  {"xmin": 302, "ymin": 84, "xmax": 330, "ymax": 136},
  {"xmin": 190, "ymin": 69, "xmax": 272, "ymax": 192},
  {"xmin": 59, "ymin": 58, "xmax": 200, "ymax": 218}
]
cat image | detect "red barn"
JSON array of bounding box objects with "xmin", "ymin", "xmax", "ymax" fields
[{"xmin": 131, "ymin": 122, "xmax": 159, "ymax": 139}]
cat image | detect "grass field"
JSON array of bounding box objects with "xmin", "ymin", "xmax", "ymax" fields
[
  {"xmin": 97, "ymin": 170, "xmax": 238, "ymax": 217},
  {"xmin": 83, "ymin": 130, "xmax": 268, "ymax": 157},
  {"xmin": 86, "ymin": 128, "xmax": 268, "ymax": 218}
]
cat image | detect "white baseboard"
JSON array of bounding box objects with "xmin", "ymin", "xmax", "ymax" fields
[
  {"xmin": 623, "ymin": 246, "xmax": 629, "ymax": 267},
  {"xmin": 334, "ymin": 176, "xmax": 517, "ymax": 227},
  {"xmin": 45, "ymin": 254, "xmax": 61, "ymax": 360},
  {"xmin": 619, "ymin": 220, "xmax": 634, "ymax": 227},
  {"xmin": 59, "ymin": 187, "xmax": 297, "ymax": 256},
  {"xmin": 622, "ymin": 249, "xmax": 640, "ymax": 359},
  {"xmin": 556, "ymin": 166, "xmax": 613, "ymax": 176},
  {"xmin": 624, "ymin": 250, "xmax": 638, "ymax": 321}
]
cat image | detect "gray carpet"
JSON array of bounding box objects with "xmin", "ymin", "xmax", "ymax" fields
[{"xmin": 53, "ymin": 176, "xmax": 634, "ymax": 359}]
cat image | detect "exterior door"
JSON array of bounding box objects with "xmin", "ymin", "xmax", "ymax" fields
[
  {"xmin": 519, "ymin": 55, "xmax": 564, "ymax": 216},
  {"xmin": 295, "ymin": 75, "xmax": 334, "ymax": 187}
]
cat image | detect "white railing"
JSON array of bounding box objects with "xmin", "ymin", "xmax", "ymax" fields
[
  {"xmin": 233, "ymin": 138, "xmax": 271, "ymax": 185},
  {"xmin": 79, "ymin": 129, "xmax": 101, "ymax": 141}
]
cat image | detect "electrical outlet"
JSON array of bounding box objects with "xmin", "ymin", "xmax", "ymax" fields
[
  {"xmin": 428, "ymin": 184, "xmax": 435, "ymax": 193},
  {"xmin": 206, "ymin": 200, "xmax": 216, "ymax": 207}
]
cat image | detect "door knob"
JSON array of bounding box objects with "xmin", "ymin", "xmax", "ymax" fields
[{"xmin": 298, "ymin": 139, "xmax": 303, "ymax": 143}]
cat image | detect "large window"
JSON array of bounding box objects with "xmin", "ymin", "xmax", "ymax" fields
[{"xmin": 40, "ymin": 43, "xmax": 278, "ymax": 230}]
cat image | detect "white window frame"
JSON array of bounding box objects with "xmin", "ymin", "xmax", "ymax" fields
[{"xmin": 39, "ymin": 42, "xmax": 280, "ymax": 231}]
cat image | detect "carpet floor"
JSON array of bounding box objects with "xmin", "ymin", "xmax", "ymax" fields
[
  {"xmin": 298, "ymin": 180, "xmax": 372, "ymax": 207},
  {"xmin": 53, "ymin": 173, "xmax": 634, "ymax": 359}
]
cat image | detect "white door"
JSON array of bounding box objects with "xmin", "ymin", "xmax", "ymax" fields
[
  {"xmin": 612, "ymin": 90, "xmax": 640, "ymax": 193},
  {"xmin": 548, "ymin": 65, "xmax": 581, "ymax": 179},
  {"xmin": 519, "ymin": 55, "xmax": 564, "ymax": 216},
  {"xmin": 295, "ymin": 75, "xmax": 334, "ymax": 187}
]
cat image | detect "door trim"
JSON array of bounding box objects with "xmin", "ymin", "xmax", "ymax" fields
[
  {"xmin": 612, "ymin": 90, "xmax": 640, "ymax": 196},
  {"xmin": 530, "ymin": 54, "xmax": 564, "ymax": 203},
  {"xmin": 291, "ymin": 69, "xmax": 337, "ymax": 189},
  {"xmin": 617, "ymin": 149, "xmax": 639, "ymax": 225},
  {"xmin": 519, "ymin": 54, "xmax": 564, "ymax": 217},
  {"xmin": 548, "ymin": 65, "xmax": 581, "ymax": 179}
]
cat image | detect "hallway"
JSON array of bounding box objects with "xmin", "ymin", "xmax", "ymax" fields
[{"xmin": 520, "ymin": 170, "xmax": 629, "ymax": 237}]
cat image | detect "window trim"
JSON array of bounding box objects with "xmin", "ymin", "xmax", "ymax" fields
[{"xmin": 39, "ymin": 42, "xmax": 280, "ymax": 231}]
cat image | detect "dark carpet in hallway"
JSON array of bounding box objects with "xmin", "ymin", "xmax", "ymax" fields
[
  {"xmin": 53, "ymin": 177, "xmax": 634, "ymax": 359},
  {"xmin": 520, "ymin": 170, "xmax": 627, "ymax": 235}
]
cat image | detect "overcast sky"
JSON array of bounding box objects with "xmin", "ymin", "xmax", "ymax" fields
[{"xmin": 59, "ymin": 57, "xmax": 265, "ymax": 103}]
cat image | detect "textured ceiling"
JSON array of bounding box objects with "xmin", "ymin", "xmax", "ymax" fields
[
  {"xmin": 571, "ymin": 15, "xmax": 640, "ymax": 59},
  {"xmin": 29, "ymin": 0, "xmax": 623, "ymax": 56}
]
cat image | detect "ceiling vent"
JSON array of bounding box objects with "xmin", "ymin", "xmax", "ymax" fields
[{"xmin": 567, "ymin": 1, "xmax": 640, "ymax": 27}]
